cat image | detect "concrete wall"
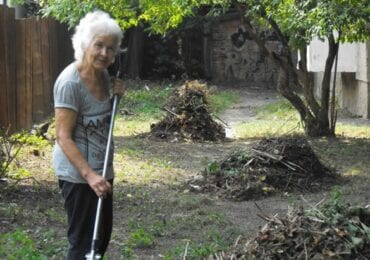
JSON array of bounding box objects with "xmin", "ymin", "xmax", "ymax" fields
[
  {"xmin": 307, "ymin": 37, "xmax": 358, "ymax": 72},
  {"xmin": 312, "ymin": 41, "xmax": 370, "ymax": 119},
  {"xmin": 355, "ymin": 42, "xmax": 370, "ymax": 118}
]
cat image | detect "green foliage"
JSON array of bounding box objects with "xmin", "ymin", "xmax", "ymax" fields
[
  {"xmin": 12, "ymin": 131, "xmax": 50, "ymax": 149},
  {"xmin": 9, "ymin": 0, "xmax": 26, "ymax": 5},
  {"xmin": 41, "ymin": 0, "xmax": 201, "ymax": 32},
  {"xmin": 0, "ymin": 129, "xmax": 22, "ymax": 179},
  {"xmin": 125, "ymin": 218, "xmax": 156, "ymax": 248},
  {"xmin": 206, "ymin": 161, "xmax": 221, "ymax": 175},
  {"xmin": 6, "ymin": 167, "xmax": 32, "ymax": 179},
  {"xmin": 305, "ymin": 188, "xmax": 370, "ymax": 252},
  {"xmin": 129, "ymin": 228, "xmax": 155, "ymax": 248},
  {"xmin": 1, "ymin": 129, "xmax": 51, "ymax": 180},
  {"xmin": 138, "ymin": 0, "xmax": 198, "ymax": 33},
  {"xmin": 41, "ymin": 0, "xmax": 138, "ymax": 29},
  {"xmin": 121, "ymin": 243, "xmax": 135, "ymax": 258},
  {"xmin": 313, "ymin": 187, "xmax": 348, "ymax": 225},
  {"xmin": 244, "ymin": 0, "xmax": 370, "ymax": 47},
  {"xmin": 41, "ymin": 0, "xmax": 99, "ymax": 29},
  {"xmin": 164, "ymin": 233, "xmax": 230, "ymax": 259},
  {"xmin": 34, "ymin": 228, "xmax": 66, "ymax": 256},
  {"xmin": 0, "ymin": 230, "xmax": 47, "ymax": 259},
  {"xmin": 121, "ymin": 225, "xmax": 155, "ymax": 257}
]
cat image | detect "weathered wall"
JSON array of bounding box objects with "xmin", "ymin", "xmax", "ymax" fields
[
  {"xmin": 353, "ymin": 41, "xmax": 370, "ymax": 118},
  {"xmin": 342, "ymin": 75, "xmax": 369, "ymax": 119},
  {"xmin": 312, "ymin": 41, "xmax": 370, "ymax": 119},
  {"xmin": 205, "ymin": 15, "xmax": 280, "ymax": 88}
]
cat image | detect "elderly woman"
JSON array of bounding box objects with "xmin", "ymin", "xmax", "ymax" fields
[{"xmin": 53, "ymin": 10, "xmax": 124, "ymax": 259}]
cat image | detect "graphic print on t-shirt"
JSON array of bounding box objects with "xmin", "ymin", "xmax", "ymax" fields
[{"xmin": 77, "ymin": 109, "xmax": 112, "ymax": 171}]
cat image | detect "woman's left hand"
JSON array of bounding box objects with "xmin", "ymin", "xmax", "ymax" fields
[{"xmin": 112, "ymin": 78, "xmax": 126, "ymax": 97}]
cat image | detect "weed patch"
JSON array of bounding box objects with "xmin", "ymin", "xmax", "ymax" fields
[{"xmin": 0, "ymin": 229, "xmax": 47, "ymax": 259}]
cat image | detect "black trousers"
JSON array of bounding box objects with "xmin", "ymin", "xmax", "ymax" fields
[{"xmin": 59, "ymin": 180, "xmax": 113, "ymax": 260}]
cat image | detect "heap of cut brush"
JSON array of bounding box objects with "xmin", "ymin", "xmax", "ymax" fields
[
  {"xmin": 189, "ymin": 137, "xmax": 338, "ymax": 200},
  {"xmin": 211, "ymin": 199, "xmax": 370, "ymax": 259},
  {"xmin": 149, "ymin": 80, "xmax": 225, "ymax": 142}
]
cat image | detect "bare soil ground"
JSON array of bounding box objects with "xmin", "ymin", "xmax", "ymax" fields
[{"xmin": 1, "ymin": 87, "xmax": 369, "ymax": 259}]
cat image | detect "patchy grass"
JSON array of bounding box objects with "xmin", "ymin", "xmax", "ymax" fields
[
  {"xmin": 235, "ymin": 120, "xmax": 303, "ymax": 139},
  {"xmin": 114, "ymin": 146, "xmax": 185, "ymax": 185},
  {"xmin": 208, "ymin": 90, "xmax": 240, "ymax": 115},
  {"xmin": 0, "ymin": 229, "xmax": 48, "ymax": 259},
  {"xmin": 235, "ymin": 99, "xmax": 370, "ymax": 139},
  {"xmin": 1, "ymin": 84, "xmax": 369, "ymax": 259},
  {"xmin": 254, "ymin": 99, "xmax": 299, "ymax": 121},
  {"xmin": 111, "ymin": 184, "xmax": 239, "ymax": 259},
  {"xmin": 336, "ymin": 123, "xmax": 370, "ymax": 138},
  {"xmin": 235, "ymin": 99, "xmax": 303, "ymax": 138}
]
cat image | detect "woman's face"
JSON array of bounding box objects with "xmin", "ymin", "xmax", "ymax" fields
[{"xmin": 84, "ymin": 34, "xmax": 117, "ymax": 71}]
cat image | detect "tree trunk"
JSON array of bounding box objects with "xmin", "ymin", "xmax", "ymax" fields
[
  {"xmin": 237, "ymin": 5, "xmax": 337, "ymax": 137},
  {"xmin": 124, "ymin": 26, "xmax": 144, "ymax": 79},
  {"xmin": 277, "ymin": 67, "xmax": 307, "ymax": 121},
  {"xmin": 319, "ymin": 34, "xmax": 338, "ymax": 136}
]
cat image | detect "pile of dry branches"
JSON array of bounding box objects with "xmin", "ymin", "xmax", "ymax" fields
[
  {"xmin": 211, "ymin": 198, "xmax": 370, "ymax": 259},
  {"xmin": 190, "ymin": 137, "xmax": 338, "ymax": 200},
  {"xmin": 149, "ymin": 80, "xmax": 225, "ymax": 142}
]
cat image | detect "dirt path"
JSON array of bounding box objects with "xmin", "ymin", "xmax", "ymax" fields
[{"xmin": 218, "ymin": 87, "xmax": 280, "ymax": 138}]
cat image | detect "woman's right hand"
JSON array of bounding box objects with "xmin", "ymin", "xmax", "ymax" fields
[
  {"xmin": 112, "ymin": 78, "xmax": 125, "ymax": 97},
  {"xmin": 86, "ymin": 172, "xmax": 112, "ymax": 198}
]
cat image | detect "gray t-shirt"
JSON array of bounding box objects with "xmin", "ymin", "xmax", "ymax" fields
[{"xmin": 53, "ymin": 62, "xmax": 114, "ymax": 183}]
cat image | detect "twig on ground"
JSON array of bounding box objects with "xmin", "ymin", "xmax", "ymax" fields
[
  {"xmin": 183, "ymin": 240, "xmax": 189, "ymax": 260},
  {"xmin": 162, "ymin": 107, "xmax": 181, "ymax": 118}
]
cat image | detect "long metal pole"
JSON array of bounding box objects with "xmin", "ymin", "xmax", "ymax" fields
[{"xmin": 86, "ymin": 94, "xmax": 120, "ymax": 260}]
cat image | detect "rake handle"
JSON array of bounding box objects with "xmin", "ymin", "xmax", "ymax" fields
[{"xmin": 86, "ymin": 94, "xmax": 120, "ymax": 260}]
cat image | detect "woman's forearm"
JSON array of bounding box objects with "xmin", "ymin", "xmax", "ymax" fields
[{"xmin": 57, "ymin": 137, "xmax": 95, "ymax": 180}]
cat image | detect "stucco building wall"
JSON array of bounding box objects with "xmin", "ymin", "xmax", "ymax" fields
[{"xmin": 312, "ymin": 41, "xmax": 370, "ymax": 119}]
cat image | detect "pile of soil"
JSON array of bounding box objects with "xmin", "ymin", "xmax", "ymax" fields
[
  {"xmin": 189, "ymin": 137, "xmax": 338, "ymax": 200},
  {"xmin": 149, "ymin": 80, "xmax": 225, "ymax": 142},
  {"xmin": 212, "ymin": 201, "xmax": 370, "ymax": 259}
]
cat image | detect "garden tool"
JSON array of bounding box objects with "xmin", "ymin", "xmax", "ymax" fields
[{"xmin": 86, "ymin": 50, "xmax": 124, "ymax": 260}]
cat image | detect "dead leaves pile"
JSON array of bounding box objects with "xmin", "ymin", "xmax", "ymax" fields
[
  {"xmin": 189, "ymin": 137, "xmax": 338, "ymax": 200},
  {"xmin": 149, "ymin": 80, "xmax": 225, "ymax": 142},
  {"xmin": 211, "ymin": 199, "xmax": 370, "ymax": 259}
]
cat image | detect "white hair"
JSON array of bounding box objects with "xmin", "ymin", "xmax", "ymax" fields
[{"xmin": 72, "ymin": 10, "xmax": 123, "ymax": 62}]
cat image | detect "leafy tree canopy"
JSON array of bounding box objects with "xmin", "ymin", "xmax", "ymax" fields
[
  {"xmin": 40, "ymin": 0, "xmax": 369, "ymax": 45},
  {"xmin": 40, "ymin": 0, "xmax": 205, "ymax": 31},
  {"xmin": 242, "ymin": 0, "xmax": 370, "ymax": 47}
]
